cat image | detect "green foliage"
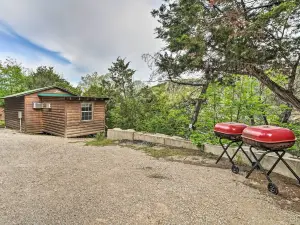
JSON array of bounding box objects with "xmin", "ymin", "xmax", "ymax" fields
[
  {"xmin": 0, "ymin": 58, "xmax": 28, "ymax": 105},
  {"xmin": 85, "ymin": 132, "xmax": 114, "ymax": 146},
  {"xmin": 95, "ymin": 132, "xmax": 105, "ymax": 142},
  {"xmin": 27, "ymin": 66, "xmax": 80, "ymax": 95},
  {"xmin": 86, "ymin": 138, "xmax": 115, "ymax": 147},
  {"xmin": 190, "ymin": 131, "xmax": 218, "ymax": 147},
  {"xmin": 0, "ymin": 59, "xmax": 79, "ymax": 105},
  {"xmin": 108, "ymin": 57, "xmax": 135, "ymax": 97},
  {"xmin": 0, "ymin": 120, "xmax": 5, "ymax": 127},
  {"xmin": 150, "ymin": 0, "xmax": 300, "ymax": 117}
]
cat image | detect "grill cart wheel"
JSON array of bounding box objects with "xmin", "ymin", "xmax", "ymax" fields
[
  {"xmin": 231, "ymin": 165, "xmax": 239, "ymax": 174},
  {"xmin": 267, "ymin": 183, "xmax": 279, "ymax": 195}
]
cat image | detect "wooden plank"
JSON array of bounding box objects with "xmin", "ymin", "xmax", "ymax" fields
[
  {"xmin": 65, "ymin": 100, "xmax": 106, "ymax": 137},
  {"xmin": 24, "ymin": 93, "xmax": 42, "ymax": 133},
  {"xmin": 4, "ymin": 96, "xmax": 25, "ymax": 131},
  {"xmin": 41, "ymin": 98, "xmax": 66, "ymax": 136}
]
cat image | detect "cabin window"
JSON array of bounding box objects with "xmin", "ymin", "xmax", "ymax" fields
[{"xmin": 81, "ymin": 103, "xmax": 93, "ymax": 121}]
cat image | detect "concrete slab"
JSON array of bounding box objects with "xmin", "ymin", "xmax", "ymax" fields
[
  {"xmin": 134, "ymin": 132, "xmax": 165, "ymax": 145},
  {"xmin": 107, "ymin": 129, "xmax": 134, "ymax": 141}
]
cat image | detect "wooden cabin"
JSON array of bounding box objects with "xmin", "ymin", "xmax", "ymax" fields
[
  {"xmin": 1, "ymin": 86, "xmax": 108, "ymax": 137},
  {"xmin": 0, "ymin": 107, "xmax": 4, "ymax": 121}
]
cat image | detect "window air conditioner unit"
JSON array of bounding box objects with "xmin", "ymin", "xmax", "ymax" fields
[
  {"xmin": 33, "ymin": 102, "xmax": 43, "ymax": 109},
  {"xmin": 43, "ymin": 103, "xmax": 51, "ymax": 109}
]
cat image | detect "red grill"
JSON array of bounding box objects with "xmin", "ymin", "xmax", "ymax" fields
[
  {"xmin": 214, "ymin": 123, "xmax": 300, "ymax": 195},
  {"xmin": 242, "ymin": 125, "xmax": 299, "ymax": 195},
  {"xmin": 214, "ymin": 122, "xmax": 253, "ymax": 175},
  {"xmin": 242, "ymin": 125, "xmax": 296, "ymax": 150},
  {"xmin": 214, "ymin": 122, "xmax": 248, "ymax": 141}
]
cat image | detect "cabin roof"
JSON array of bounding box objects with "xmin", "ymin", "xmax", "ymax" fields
[
  {"xmin": 64, "ymin": 96, "xmax": 109, "ymax": 101},
  {"xmin": 1, "ymin": 86, "xmax": 76, "ymax": 99},
  {"xmin": 38, "ymin": 93, "xmax": 75, "ymax": 97},
  {"xmin": 40, "ymin": 96, "xmax": 109, "ymax": 101}
]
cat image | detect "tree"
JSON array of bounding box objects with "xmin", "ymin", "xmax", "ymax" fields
[
  {"xmin": 0, "ymin": 58, "xmax": 27, "ymax": 94},
  {"xmin": 149, "ymin": 0, "xmax": 300, "ymax": 122},
  {"xmin": 78, "ymin": 72, "xmax": 112, "ymax": 97},
  {"xmin": 0, "ymin": 58, "xmax": 27, "ymax": 105},
  {"xmin": 27, "ymin": 66, "xmax": 79, "ymax": 94},
  {"xmin": 146, "ymin": 0, "xmax": 221, "ymax": 128},
  {"xmin": 108, "ymin": 57, "xmax": 136, "ymax": 98}
]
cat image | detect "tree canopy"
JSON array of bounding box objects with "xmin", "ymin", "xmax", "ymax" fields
[{"xmin": 148, "ymin": 0, "xmax": 300, "ymax": 114}]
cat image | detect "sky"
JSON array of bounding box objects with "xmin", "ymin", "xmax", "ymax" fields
[{"xmin": 0, "ymin": 0, "xmax": 163, "ymax": 85}]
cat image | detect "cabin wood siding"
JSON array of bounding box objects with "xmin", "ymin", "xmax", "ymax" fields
[
  {"xmin": 0, "ymin": 107, "xmax": 4, "ymax": 120},
  {"xmin": 24, "ymin": 88, "xmax": 71, "ymax": 134},
  {"xmin": 41, "ymin": 97, "xmax": 66, "ymax": 137},
  {"xmin": 66, "ymin": 101, "xmax": 105, "ymax": 137},
  {"xmin": 4, "ymin": 97, "xmax": 25, "ymax": 131},
  {"xmin": 24, "ymin": 93, "xmax": 43, "ymax": 133}
]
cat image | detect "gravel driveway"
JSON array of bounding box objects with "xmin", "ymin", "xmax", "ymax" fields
[{"xmin": 0, "ymin": 129, "xmax": 299, "ymax": 225}]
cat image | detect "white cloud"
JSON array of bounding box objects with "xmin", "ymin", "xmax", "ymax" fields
[{"xmin": 0, "ymin": 0, "xmax": 163, "ymax": 84}]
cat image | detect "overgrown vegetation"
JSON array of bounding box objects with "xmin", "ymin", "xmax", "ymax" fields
[{"xmin": 86, "ymin": 132, "xmax": 115, "ymax": 146}]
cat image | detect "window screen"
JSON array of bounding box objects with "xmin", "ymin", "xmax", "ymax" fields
[{"xmin": 81, "ymin": 103, "xmax": 93, "ymax": 121}]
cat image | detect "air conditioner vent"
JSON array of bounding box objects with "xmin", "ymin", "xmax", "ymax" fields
[
  {"xmin": 32, "ymin": 102, "xmax": 51, "ymax": 109},
  {"xmin": 33, "ymin": 102, "xmax": 43, "ymax": 109},
  {"xmin": 43, "ymin": 103, "xmax": 51, "ymax": 108}
]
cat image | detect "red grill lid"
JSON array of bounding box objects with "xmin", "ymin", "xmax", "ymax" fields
[
  {"xmin": 242, "ymin": 125, "xmax": 296, "ymax": 143},
  {"xmin": 214, "ymin": 122, "xmax": 248, "ymax": 135}
]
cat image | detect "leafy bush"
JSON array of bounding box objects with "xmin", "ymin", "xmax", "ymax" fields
[
  {"xmin": 190, "ymin": 131, "xmax": 219, "ymax": 147},
  {"xmin": 95, "ymin": 132, "xmax": 105, "ymax": 141},
  {"xmin": 271, "ymin": 122, "xmax": 300, "ymax": 156}
]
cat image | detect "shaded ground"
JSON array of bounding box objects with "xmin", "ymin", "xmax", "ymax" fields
[{"xmin": 0, "ymin": 129, "xmax": 300, "ymax": 225}]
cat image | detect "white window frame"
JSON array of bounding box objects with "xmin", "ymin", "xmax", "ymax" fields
[{"xmin": 81, "ymin": 102, "xmax": 93, "ymax": 121}]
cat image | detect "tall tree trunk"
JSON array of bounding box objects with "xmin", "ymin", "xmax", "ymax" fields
[
  {"xmin": 249, "ymin": 115, "xmax": 255, "ymax": 125},
  {"xmin": 190, "ymin": 80, "xmax": 210, "ymax": 130},
  {"xmin": 224, "ymin": 63, "xmax": 300, "ymax": 111},
  {"xmin": 252, "ymin": 67, "xmax": 300, "ymax": 111},
  {"xmin": 236, "ymin": 77, "xmax": 244, "ymax": 122},
  {"xmin": 230, "ymin": 86, "xmax": 234, "ymax": 121},
  {"xmin": 281, "ymin": 56, "xmax": 299, "ymax": 123},
  {"xmin": 281, "ymin": 104, "xmax": 292, "ymax": 123},
  {"xmin": 262, "ymin": 115, "xmax": 269, "ymax": 125}
]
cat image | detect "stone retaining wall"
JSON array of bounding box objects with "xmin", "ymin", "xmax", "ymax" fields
[{"xmin": 107, "ymin": 128, "xmax": 300, "ymax": 181}]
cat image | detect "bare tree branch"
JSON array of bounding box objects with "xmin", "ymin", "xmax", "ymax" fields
[{"xmin": 246, "ymin": 1, "xmax": 284, "ymax": 12}]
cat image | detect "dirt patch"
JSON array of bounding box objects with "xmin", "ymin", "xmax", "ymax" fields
[
  {"xmin": 1, "ymin": 130, "xmax": 300, "ymax": 224},
  {"xmin": 85, "ymin": 138, "xmax": 117, "ymax": 146},
  {"xmin": 168, "ymin": 157, "xmax": 300, "ymax": 213},
  {"xmin": 147, "ymin": 173, "xmax": 169, "ymax": 179},
  {"xmin": 241, "ymin": 171, "xmax": 300, "ymax": 213},
  {"xmin": 121, "ymin": 141, "xmax": 300, "ymax": 213},
  {"xmin": 142, "ymin": 166, "xmax": 153, "ymax": 170}
]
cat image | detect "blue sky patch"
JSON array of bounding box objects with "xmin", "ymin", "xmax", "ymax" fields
[{"xmin": 0, "ymin": 20, "xmax": 71, "ymax": 65}]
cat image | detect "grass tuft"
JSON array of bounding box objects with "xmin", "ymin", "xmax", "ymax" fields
[
  {"xmin": 85, "ymin": 132, "xmax": 117, "ymax": 147},
  {"xmin": 86, "ymin": 138, "xmax": 116, "ymax": 147},
  {"xmin": 136, "ymin": 146, "xmax": 202, "ymax": 159}
]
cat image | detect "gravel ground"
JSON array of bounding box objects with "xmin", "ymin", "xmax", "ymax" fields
[{"xmin": 0, "ymin": 129, "xmax": 299, "ymax": 225}]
